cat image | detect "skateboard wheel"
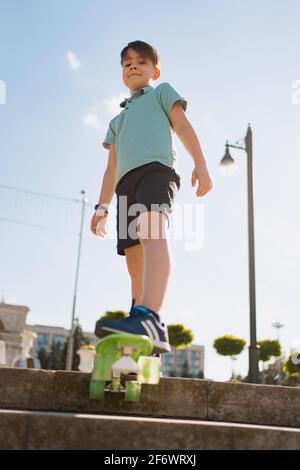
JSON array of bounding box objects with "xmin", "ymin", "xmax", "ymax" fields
[
  {"xmin": 138, "ymin": 356, "xmax": 161, "ymax": 384},
  {"xmin": 91, "ymin": 354, "xmax": 112, "ymax": 381},
  {"xmin": 124, "ymin": 380, "xmax": 141, "ymax": 402},
  {"xmin": 89, "ymin": 380, "xmax": 106, "ymax": 399}
]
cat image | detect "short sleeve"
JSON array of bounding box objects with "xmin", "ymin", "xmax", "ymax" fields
[
  {"xmin": 156, "ymin": 82, "xmax": 187, "ymax": 118},
  {"xmin": 102, "ymin": 120, "xmax": 116, "ymax": 150}
]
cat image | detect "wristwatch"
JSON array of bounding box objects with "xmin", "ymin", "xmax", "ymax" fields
[{"xmin": 94, "ymin": 204, "xmax": 109, "ymax": 216}]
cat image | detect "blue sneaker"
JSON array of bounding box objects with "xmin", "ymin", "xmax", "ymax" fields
[
  {"xmin": 94, "ymin": 299, "xmax": 135, "ymax": 339},
  {"xmin": 129, "ymin": 298, "xmax": 136, "ymax": 314},
  {"xmin": 128, "ymin": 299, "xmax": 162, "ymax": 359},
  {"xmin": 95, "ymin": 305, "xmax": 170, "ymax": 354}
]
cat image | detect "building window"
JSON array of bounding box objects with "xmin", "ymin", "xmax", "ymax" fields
[
  {"xmin": 164, "ymin": 357, "xmax": 173, "ymax": 366},
  {"xmin": 190, "ymin": 357, "xmax": 199, "ymax": 367},
  {"xmin": 53, "ymin": 335, "xmax": 65, "ymax": 351},
  {"xmin": 37, "ymin": 334, "xmax": 49, "ymax": 349},
  {"xmin": 163, "ymin": 353, "xmax": 173, "ymax": 366}
]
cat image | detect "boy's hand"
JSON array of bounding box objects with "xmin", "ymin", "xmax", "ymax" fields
[
  {"xmin": 191, "ymin": 164, "xmax": 213, "ymax": 197},
  {"xmin": 90, "ymin": 212, "xmax": 108, "ymax": 237}
]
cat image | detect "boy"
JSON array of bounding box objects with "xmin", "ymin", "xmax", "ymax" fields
[{"xmin": 90, "ymin": 40, "xmax": 212, "ymax": 354}]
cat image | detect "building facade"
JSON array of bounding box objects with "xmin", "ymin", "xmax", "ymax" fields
[
  {"xmin": 0, "ymin": 297, "xmax": 98, "ymax": 368},
  {"xmin": 161, "ymin": 345, "xmax": 205, "ymax": 378},
  {"xmin": 27, "ymin": 323, "xmax": 98, "ymax": 358}
]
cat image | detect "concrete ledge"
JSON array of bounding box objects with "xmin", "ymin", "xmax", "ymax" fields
[
  {"xmin": 1, "ymin": 409, "xmax": 300, "ymax": 450},
  {"xmin": 0, "ymin": 368, "xmax": 299, "ymax": 428},
  {"xmin": 207, "ymin": 381, "xmax": 300, "ymax": 428}
]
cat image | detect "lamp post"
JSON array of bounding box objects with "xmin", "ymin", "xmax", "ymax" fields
[
  {"xmin": 271, "ymin": 321, "xmax": 284, "ymax": 342},
  {"xmin": 66, "ymin": 190, "xmax": 87, "ymax": 371},
  {"xmin": 220, "ymin": 124, "xmax": 260, "ymax": 383}
]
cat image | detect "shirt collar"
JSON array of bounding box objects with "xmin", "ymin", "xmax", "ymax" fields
[{"xmin": 120, "ymin": 86, "xmax": 153, "ymax": 108}]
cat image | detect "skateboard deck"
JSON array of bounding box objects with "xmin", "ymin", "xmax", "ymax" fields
[{"xmin": 89, "ymin": 333, "xmax": 161, "ymax": 402}]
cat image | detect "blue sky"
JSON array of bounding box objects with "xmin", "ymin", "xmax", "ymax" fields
[{"xmin": 1, "ymin": 0, "xmax": 300, "ymax": 381}]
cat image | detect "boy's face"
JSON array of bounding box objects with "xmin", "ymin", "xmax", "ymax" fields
[{"xmin": 122, "ymin": 48, "xmax": 160, "ymax": 93}]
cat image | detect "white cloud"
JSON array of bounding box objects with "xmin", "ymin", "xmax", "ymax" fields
[
  {"xmin": 82, "ymin": 92, "xmax": 127, "ymax": 131},
  {"xmin": 82, "ymin": 112, "xmax": 102, "ymax": 129},
  {"xmin": 102, "ymin": 92, "xmax": 127, "ymax": 116},
  {"xmin": 67, "ymin": 51, "xmax": 82, "ymax": 71}
]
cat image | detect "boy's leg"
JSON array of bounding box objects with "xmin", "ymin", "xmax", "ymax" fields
[
  {"xmin": 124, "ymin": 244, "xmax": 144, "ymax": 306},
  {"xmin": 95, "ymin": 213, "xmax": 170, "ymax": 352},
  {"xmin": 125, "ymin": 242, "xmax": 163, "ymax": 360},
  {"xmin": 137, "ymin": 210, "xmax": 171, "ymax": 313},
  {"xmin": 95, "ymin": 163, "xmax": 175, "ymax": 353}
]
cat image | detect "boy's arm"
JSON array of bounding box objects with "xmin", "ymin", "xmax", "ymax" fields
[
  {"xmin": 96, "ymin": 144, "xmax": 117, "ymax": 210},
  {"xmin": 169, "ymin": 102, "xmax": 206, "ymax": 167},
  {"xmin": 169, "ymin": 102, "xmax": 213, "ymax": 197}
]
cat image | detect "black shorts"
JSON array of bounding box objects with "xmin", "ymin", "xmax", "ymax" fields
[{"xmin": 115, "ymin": 161, "xmax": 181, "ymax": 256}]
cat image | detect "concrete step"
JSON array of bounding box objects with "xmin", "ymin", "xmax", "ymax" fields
[
  {"xmin": 1, "ymin": 409, "xmax": 300, "ymax": 450},
  {"xmin": 0, "ymin": 368, "xmax": 299, "ymax": 429}
]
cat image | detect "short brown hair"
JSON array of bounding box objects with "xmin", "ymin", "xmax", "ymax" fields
[{"xmin": 120, "ymin": 40, "xmax": 160, "ymax": 68}]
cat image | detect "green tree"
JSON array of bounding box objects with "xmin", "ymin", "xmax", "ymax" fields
[
  {"xmin": 283, "ymin": 352, "xmax": 300, "ymax": 376},
  {"xmin": 213, "ymin": 335, "xmax": 246, "ymax": 380},
  {"xmin": 168, "ymin": 324, "xmax": 194, "ymax": 377},
  {"xmin": 257, "ymin": 339, "xmax": 281, "ymax": 383},
  {"xmin": 100, "ymin": 310, "xmax": 128, "ymax": 320}
]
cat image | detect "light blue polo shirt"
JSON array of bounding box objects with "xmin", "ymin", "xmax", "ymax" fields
[{"xmin": 102, "ymin": 82, "xmax": 187, "ymax": 184}]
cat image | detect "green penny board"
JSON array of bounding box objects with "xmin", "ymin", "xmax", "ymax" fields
[{"xmin": 89, "ymin": 333, "xmax": 161, "ymax": 401}]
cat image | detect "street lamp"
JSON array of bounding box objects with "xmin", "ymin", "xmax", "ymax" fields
[
  {"xmin": 271, "ymin": 321, "xmax": 284, "ymax": 342},
  {"xmin": 66, "ymin": 190, "xmax": 88, "ymax": 371},
  {"xmin": 219, "ymin": 142, "xmax": 235, "ymax": 176},
  {"xmin": 219, "ymin": 124, "xmax": 260, "ymax": 383}
]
